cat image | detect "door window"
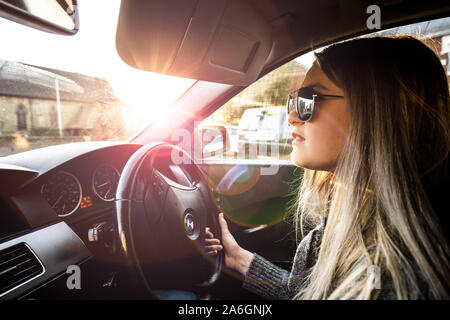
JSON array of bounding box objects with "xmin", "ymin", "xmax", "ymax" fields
[{"xmin": 201, "ymin": 16, "xmax": 450, "ymax": 163}]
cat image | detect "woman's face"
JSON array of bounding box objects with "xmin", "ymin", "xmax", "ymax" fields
[{"xmin": 288, "ymin": 63, "xmax": 349, "ymax": 171}]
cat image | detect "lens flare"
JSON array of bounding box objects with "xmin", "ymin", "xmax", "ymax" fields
[{"xmin": 216, "ymin": 164, "xmax": 257, "ymax": 194}]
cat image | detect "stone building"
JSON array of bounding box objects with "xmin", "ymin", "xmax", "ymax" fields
[{"xmin": 0, "ymin": 60, "xmax": 132, "ymax": 155}]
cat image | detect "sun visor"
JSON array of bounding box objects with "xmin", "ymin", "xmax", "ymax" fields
[{"xmin": 115, "ymin": 0, "xmax": 273, "ymax": 86}]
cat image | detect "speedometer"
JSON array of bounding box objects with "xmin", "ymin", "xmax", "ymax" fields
[
  {"xmin": 41, "ymin": 171, "xmax": 82, "ymax": 217},
  {"xmin": 92, "ymin": 164, "xmax": 120, "ymax": 201}
]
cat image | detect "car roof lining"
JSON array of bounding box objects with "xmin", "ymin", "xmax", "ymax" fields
[
  {"xmin": 255, "ymin": 0, "xmax": 450, "ymax": 73},
  {"xmin": 117, "ymin": 0, "xmax": 450, "ymax": 87}
]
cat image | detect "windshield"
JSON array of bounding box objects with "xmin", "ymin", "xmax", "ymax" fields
[{"xmin": 0, "ymin": 0, "xmax": 195, "ymax": 156}]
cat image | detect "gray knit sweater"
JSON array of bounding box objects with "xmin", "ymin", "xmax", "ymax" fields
[{"xmin": 242, "ymin": 219, "xmax": 432, "ymax": 300}]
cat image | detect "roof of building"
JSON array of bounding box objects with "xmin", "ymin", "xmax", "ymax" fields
[{"xmin": 0, "ymin": 59, "xmax": 120, "ymax": 103}]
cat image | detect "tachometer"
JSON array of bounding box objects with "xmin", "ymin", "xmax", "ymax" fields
[
  {"xmin": 41, "ymin": 171, "xmax": 82, "ymax": 217},
  {"xmin": 92, "ymin": 164, "xmax": 120, "ymax": 201}
]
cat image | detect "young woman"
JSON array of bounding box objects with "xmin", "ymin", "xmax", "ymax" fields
[{"xmin": 205, "ymin": 36, "xmax": 450, "ymax": 299}]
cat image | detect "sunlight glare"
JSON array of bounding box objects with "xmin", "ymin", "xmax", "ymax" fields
[{"xmin": 0, "ymin": 0, "xmax": 195, "ymax": 132}]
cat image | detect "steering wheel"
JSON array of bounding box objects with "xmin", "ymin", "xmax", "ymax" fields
[{"xmin": 114, "ymin": 142, "xmax": 222, "ymax": 298}]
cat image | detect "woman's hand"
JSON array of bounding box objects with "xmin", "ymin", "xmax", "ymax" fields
[
  {"xmin": 205, "ymin": 227, "xmax": 223, "ymax": 255},
  {"xmin": 205, "ymin": 213, "xmax": 254, "ymax": 276}
]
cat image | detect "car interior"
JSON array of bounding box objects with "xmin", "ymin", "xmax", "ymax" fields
[{"xmin": 0, "ymin": 0, "xmax": 449, "ymax": 300}]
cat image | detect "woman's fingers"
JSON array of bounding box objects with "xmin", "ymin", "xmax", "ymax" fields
[
  {"xmin": 206, "ymin": 244, "xmax": 223, "ymax": 252},
  {"xmin": 218, "ymin": 212, "xmax": 238, "ymax": 249},
  {"xmin": 205, "ymin": 212, "xmax": 237, "ymax": 256},
  {"xmin": 205, "ymin": 238, "xmax": 221, "ymax": 245},
  {"xmin": 218, "ymin": 213, "xmax": 230, "ymax": 236},
  {"xmin": 205, "ymin": 227, "xmax": 214, "ymax": 239},
  {"xmin": 205, "ymin": 226, "xmax": 223, "ymax": 255},
  {"xmin": 206, "ymin": 243, "xmax": 223, "ymax": 255}
]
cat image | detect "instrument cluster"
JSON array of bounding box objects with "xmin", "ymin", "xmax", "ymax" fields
[{"xmin": 40, "ymin": 164, "xmax": 121, "ymax": 218}]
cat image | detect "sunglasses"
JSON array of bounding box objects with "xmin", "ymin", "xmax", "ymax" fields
[{"xmin": 286, "ymin": 87, "xmax": 344, "ymax": 122}]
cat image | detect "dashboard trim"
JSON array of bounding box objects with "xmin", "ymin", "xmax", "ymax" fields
[
  {"xmin": 0, "ymin": 222, "xmax": 91, "ymax": 300},
  {"xmin": 0, "ymin": 242, "xmax": 46, "ymax": 298}
]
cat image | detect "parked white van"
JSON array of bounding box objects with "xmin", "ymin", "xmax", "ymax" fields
[{"xmin": 237, "ymin": 106, "xmax": 292, "ymax": 158}]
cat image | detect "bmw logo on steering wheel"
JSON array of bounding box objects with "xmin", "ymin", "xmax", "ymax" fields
[
  {"xmin": 184, "ymin": 213, "xmax": 195, "ymax": 234},
  {"xmin": 184, "ymin": 212, "xmax": 199, "ymax": 240}
]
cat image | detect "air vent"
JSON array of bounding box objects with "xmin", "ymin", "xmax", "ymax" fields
[{"xmin": 0, "ymin": 243, "xmax": 44, "ymax": 296}]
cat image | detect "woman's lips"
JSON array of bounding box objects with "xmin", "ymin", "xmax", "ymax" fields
[{"xmin": 292, "ymin": 132, "xmax": 305, "ymax": 145}]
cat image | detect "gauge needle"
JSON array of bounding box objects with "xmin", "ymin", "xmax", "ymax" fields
[
  {"xmin": 97, "ymin": 181, "xmax": 110, "ymax": 188},
  {"xmin": 52, "ymin": 194, "xmax": 64, "ymax": 208}
]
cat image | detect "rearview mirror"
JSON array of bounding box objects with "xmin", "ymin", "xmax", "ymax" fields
[{"xmin": 0, "ymin": 0, "xmax": 79, "ymax": 35}]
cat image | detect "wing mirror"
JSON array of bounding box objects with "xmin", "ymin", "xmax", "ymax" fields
[
  {"xmin": 195, "ymin": 124, "xmax": 228, "ymax": 159},
  {"xmin": 0, "ymin": 0, "xmax": 79, "ymax": 35}
]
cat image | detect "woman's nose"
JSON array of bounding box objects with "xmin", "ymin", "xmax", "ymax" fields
[{"xmin": 288, "ymin": 109, "xmax": 303, "ymax": 126}]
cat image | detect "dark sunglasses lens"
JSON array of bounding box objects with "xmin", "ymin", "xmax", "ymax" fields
[
  {"xmin": 296, "ymin": 96, "xmax": 314, "ymax": 121},
  {"xmin": 298, "ymin": 87, "xmax": 315, "ymax": 99}
]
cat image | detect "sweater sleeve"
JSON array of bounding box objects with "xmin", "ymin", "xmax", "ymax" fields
[
  {"xmin": 242, "ymin": 253, "xmax": 292, "ymax": 300},
  {"xmin": 242, "ymin": 221, "xmax": 325, "ymax": 300}
]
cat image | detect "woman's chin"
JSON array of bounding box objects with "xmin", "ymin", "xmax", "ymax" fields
[{"xmin": 290, "ymin": 152, "xmax": 306, "ymax": 168}]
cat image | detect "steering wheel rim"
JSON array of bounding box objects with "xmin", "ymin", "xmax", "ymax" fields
[{"xmin": 115, "ymin": 142, "xmax": 222, "ymax": 298}]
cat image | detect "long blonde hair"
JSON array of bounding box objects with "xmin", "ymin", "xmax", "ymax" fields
[{"xmin": 294, "ymin": 36, "xmax": 450, "ymax": 299}]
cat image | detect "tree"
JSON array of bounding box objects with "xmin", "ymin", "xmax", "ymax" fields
[{"xmin": 207, "ymin": 59, "xmax": 308, "ymax": 125}]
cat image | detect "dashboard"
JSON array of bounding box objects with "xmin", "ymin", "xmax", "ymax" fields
[
  {"xmin": 0, "ymin": 142, "xmax": 141, "ymax": 221},
  {"xmin": 33, "ymin": 145, "xmax": 140, "ymax": 224},
  {"xmin": 0, "ymin": 141, "xmax": 142, "ymax": 299}
]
